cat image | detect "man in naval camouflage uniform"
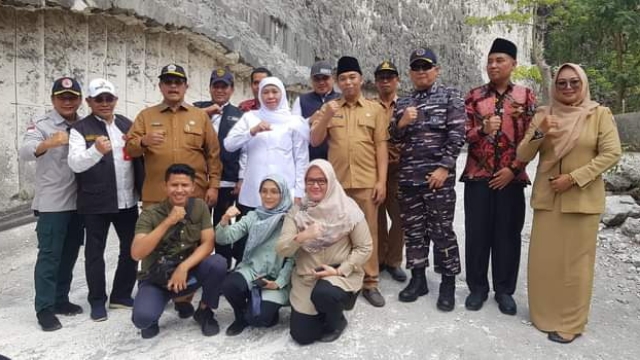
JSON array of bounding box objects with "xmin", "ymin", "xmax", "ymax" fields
[{"xmin": 389, "ymin": 48, "xmax": 465, "ymax": 312}]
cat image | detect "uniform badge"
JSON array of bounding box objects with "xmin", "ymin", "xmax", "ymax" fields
[
  {"xmin": 216, "ymin": 69, "xmax": 225, "ymax": 77},
  {"xmin": 189, "ymin": 120, "xmax": 195, "ymax": 125},
  {"xmin": 167, "ymin": 64, "xmax": 177, "ymax": 72},
  {"xmin": 151, "ymin": 122, "xmax": 162, "ymax": 127},
  {"xmin": 62, "ymin": 78, "xmax": 73, "ymax": 88},
  {"xmin": 416, "ymin": 49, "xmax": 425, "ymax": 56}
]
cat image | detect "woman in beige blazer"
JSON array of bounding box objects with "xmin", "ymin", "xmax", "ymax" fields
[
  {"xmin": 276, "ymin": 159, "xmax": 372, "ymax": 345},
  {"xmin": 517, "ymin": 63, "xmax": 621, "ymax": 344}
]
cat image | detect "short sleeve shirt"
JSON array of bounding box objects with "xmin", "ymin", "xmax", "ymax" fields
[{"xmin": 135, "ymin": 198, "xmax": 212, "ymax": 277}]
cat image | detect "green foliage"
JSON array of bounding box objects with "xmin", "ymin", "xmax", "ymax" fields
[{"xmin": 512, "ymin": 65, "xmax": 542, "ymax": 84}]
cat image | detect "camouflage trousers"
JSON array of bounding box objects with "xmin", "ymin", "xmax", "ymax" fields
[{"xmin": 397, "ymin": 185, "xmax": 461, "ymax": 275}]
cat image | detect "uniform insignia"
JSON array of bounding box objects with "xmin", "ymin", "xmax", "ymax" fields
[
  {"xmin": 61, "ymin": 78, "xmax": 73, "ymax": 88},
  {"xmin": 85, "ymin": 135, "xmax": 98, "ymax": 142},
  {"xmin": 382, "ymin": 60, "xmax": 391, "ymax": 69},
  {"xmin": 416, "ymin": 49, "xmax": 425, "ymax": 56},
  {"xmin": 189, "ymin": 120, "xmax": 195, "ymax": 125},
  {"xmin": 167, "ymin": 64, "xmax": 177, "ymax": 72},
  {"xmin": 216, "ymin": 69, "xmax": 225, "ymax": 76},
  {"xmin": 228, "ymin": 116, "xmax": 239, "ymax": 122},
  {"xmin": 151, "ymin": 122, "xmax": 162, "ymax": 127},
  {"xmin": 366, "ymin": 113, "xmax": 371, "ymax": 117}
]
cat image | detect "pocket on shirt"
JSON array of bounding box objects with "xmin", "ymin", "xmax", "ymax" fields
[
  {"xmin": 327, "ymin": 118, "xmax": 346, "ymax": 140},
  {"xmin": 427, "ymin": 114, "xmax": 447, "ymax": 131},
  {"xmin": 184, "ymin": 126, "xmax": 203, "ymax": 148},
  {"xmin": 356, "ymin": 116, "xmax": 375, "ymax": 143}
]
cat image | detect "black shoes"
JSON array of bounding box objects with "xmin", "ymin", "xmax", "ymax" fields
[
  {"xmin": 109, "ymin": 297, "xmax": 134, "ymax": 310},
  {"xmin": 386, "ymin": 266, "xmax": 408, "ymax": 282},
  {"xmin": 494, "ymin": 293, "xmax": 517, "ymax": 315},
  {"xmin": 319, "ymin": 316, "xmax": 348, "ymax": 343},
  {"xmin": 193, "ymin": 307, "xmax": 220, "ymax": 336},
  {"xmin": 54, "ymin": 301, "xmax": 83, "ymax": 316},
  {"xmin": 399, "ymin": 267, "xmax": 429, "ymax": 302},
  {"xmin": 344, "ymin": 290, "xmax": 361, "ymax": 311},
  {"xmin": 37, "ymin": 308, "xmax": 62, "ymax": 332},
  {"xmin": 90, "ymin": 302, "xmax": 108, "ymax": 322},
  {"xmin": 548, "ymin": 331, "xmax": 581, "ymax": 344},
  {"xmin": 141, "ymin": 324, "xmax": 160, "ymax": 339},
  {"xmin": 225, "ymin": 319, "xmax": 248, "ymax": 336},
  {"xmin": 465, "ymin": 292, "xmax": 488, "ymax": 311},
  {"xmin": 362, "ymin": 288, "xmax": 386, "ymax": 307},
  {"xmin": 436, "ymin": 275, "xmax": 455, "ymax": 312},
  {"xmin": 174, "ymin": 301, "xmax": 195, "ymax": 319}
]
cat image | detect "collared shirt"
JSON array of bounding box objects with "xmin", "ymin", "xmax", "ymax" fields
[
  {"xmin": 126, "ymin": 102, "xmax": 222, "ymax": 203},
  {"xmin": 19, "ymin": 110, "xmax": 78, "ymax": 212},
  {"xmin": 238, "ymin": 98, "xmax": 259, "ymax": 112},
  {"xmin": 135, "ymin": 198, "xmax": 212, "ymax": 278},
  {"xmin": 68, "ymin": 115, "xmax": 138, "ymax": 209},
  {"xmin": 390, "ymin": 84, "xmax": 466, "ymax": 187},
  {"xmin": 311, "ymin": 95, "xmax": 388, "ymax": 189},
  {"xmin": 372, "ymin": 96, "xmax": 400, "ymax": 164},
  {"xmin": 460, "ymin": 82, "xmax": 537, "ymax": 184}
]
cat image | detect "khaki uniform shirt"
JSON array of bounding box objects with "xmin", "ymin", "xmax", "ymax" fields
[
  {"xmin": 126, "ymin": 103, "xmax": 222, "ymax": 203},
  {"xmin": 311, "ymin": 96, "xmax": 388, "ymax": 189},
  {"xmin": 134, "ymin": 198, "xmax": 213, "ymax": 278},
  {"xmin": 372, "ymin": 96, "xmax": 400, "ymax": 164}
]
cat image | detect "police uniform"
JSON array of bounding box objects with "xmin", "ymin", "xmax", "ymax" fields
[
  {"xmin": 18, "ymin": 78, "xmax": 84, "ymax": 320},
  {"xmin": 390, "ymin": 82, "xmax": 465, "ymax": 276}
]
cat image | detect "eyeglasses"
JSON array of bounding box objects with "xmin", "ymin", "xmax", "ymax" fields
[
  {"xmin": 93, "ymin": 95, "xmax": 116, "ymax": 103},
  {"xmin": 410, "ymin": 63, "xmax": 434, "ymax": 72},
  {"xmin": 161, "ymin": 78, "xmax": 186, "ymax": 86},
  {"xmin": 555, "ymin": 79, "xmax": 581, "ymax": 90},
  {"xmin": 55, "ymin": 94, "xmax": 80, "ymax": 102},
  {"xmin": 305, "ymin": 178, "xmax": 327, "ymax": 186}
]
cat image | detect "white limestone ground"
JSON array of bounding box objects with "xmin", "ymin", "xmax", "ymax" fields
[{"xmin": 1, "ymin": 155, "xmax": 639, "ymax": 360}]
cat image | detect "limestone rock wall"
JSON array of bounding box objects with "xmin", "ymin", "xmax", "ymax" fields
[{"xmin": 0, "ymin": 0, "xmax": 532, "ymax": 210}]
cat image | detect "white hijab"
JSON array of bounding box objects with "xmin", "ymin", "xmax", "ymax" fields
[{"xmin": 249, "ymin": 77, "xmax": 309, "ymax": 140}]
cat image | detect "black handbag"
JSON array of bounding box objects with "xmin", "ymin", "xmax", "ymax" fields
[{"xmin": 145, "ymin": 198, "xmax": 196, "ymax": 287}]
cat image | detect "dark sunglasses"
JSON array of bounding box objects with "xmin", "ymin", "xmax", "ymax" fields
[
  {"xmin": 410, "ymin": 63, "xmax": 434, "ymax": 72},
  {"xmin": 375, "ymin": 74, "xmax": 397, "ymax": 81},
  {"xmin": 92, "ymin": 95, "xmax": 116, "ymax": 103},
  {"xmin": 55, "ymin": 94, "xmax": 80, "ymax": 102},
  {"xmin": 555, "ymin": 79, "xmax": 581, "ymax": 90},
  {"xmin": 161, "ymin": 78, "xmax": 186, "ymax": 86}
]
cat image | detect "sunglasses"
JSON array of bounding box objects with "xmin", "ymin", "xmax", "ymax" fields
[
  {"xmin": 55, "ymin": 94, "xmax": 80, "ymax": 102},
  {"xmin": 92, "ymin": 94, "xmax": 116, "ymax": 103},
  {"xmin": 305, "ymin": 178, "xmax": 327, "ymax": 186},
  {"xmin": 375, "ymin": 74, "xmax": 397, "ymax": 81},
  {"xmin": 410, "ymin": 63, "xmax": 434, "ymax": 72},
  {"xmin": 161, "ymin": 78, "xmax": 186, "ymax": 86},
  {"xmin": 555, "ymin": 79, "xmax": 581, "ymax": 90}
]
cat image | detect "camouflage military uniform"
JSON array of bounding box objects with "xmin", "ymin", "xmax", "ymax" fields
[{"xmin": 389, "ymin": 83, "xmax": 465, "ymax": 275}]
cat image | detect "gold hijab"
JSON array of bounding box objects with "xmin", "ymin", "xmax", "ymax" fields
[{"xmin": 536, "ymin": 63, "xmax": 600, "ymax": 173}]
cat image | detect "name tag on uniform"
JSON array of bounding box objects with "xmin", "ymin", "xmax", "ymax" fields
[
  {"xmin": 332, "ymin": 114, "xmax": 344, "ymax": 119},
  {"xmin": 228, "ymin": 116, "xmax": 240, "ymax": 122},
  {"xmin": 151, "ymin": 122, "xmax": 163, "ymax": 127},
  {"xmin": 85, "ymin": 134, "xmax": 99, "ymax": 142}
]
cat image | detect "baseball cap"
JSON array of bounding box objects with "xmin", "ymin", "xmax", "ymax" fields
[
  {"xmin": 210, "ymin": 67, "xmax": 234, "ymax": 86},
  {"xmin": 88, "ymin": 78, "xmax": 116, "ymax": 97},
  {"xmin": 409, "ymin": 48, "xmax": 438, "ymax": 66},
  {"xmin": 51, "ymin": 77, "xmax": 82, "ymax": 96},
  {"xmin": 374, "ymin": 60, "xmax": 399, "ymax": 76},
  {"xmin": 159, "ymin": 64, "xmax": 187, "ymax": 79},
  {"xmin": 310, "ymin": 60, "xmax": 333, "ymax": 77}
]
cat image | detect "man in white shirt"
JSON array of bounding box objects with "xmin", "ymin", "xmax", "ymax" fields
[{"xmin": 68, "ymin": 78, "xmax": 143, "ymax": 322}]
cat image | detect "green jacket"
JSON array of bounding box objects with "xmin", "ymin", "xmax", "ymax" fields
[{"xmin": 216, "ymin": 211, "xmax": 293, "ymax": 305}]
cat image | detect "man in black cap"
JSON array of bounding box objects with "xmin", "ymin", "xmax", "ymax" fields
[
  {"xmin": 194, "ymin": 67, "xmax": 246, "ymax": 269},
  {"xmin": 291, "ymin": 60, "xmax": 340, "ymax": 161},
  {"xmin": 390, "ymin": 48, "xmax": 465, "ymax": 312},
  {"xmin": 370, "ymin": 60, "xmax": 406, "ymax": 283},
  {"xmin": 238, "ymin": 67, "xmax": 273, "ymax": 112},
  {"xmin": 310, "ymin": 56, "xmax": 389, "ymax": 308},
  {"xmin": 460, "ymin": 38, "xmax": 537, "ymax": 315},
  {"xmin": 19, "ymin": 77, "xmax": 85, "ymax": 331}
]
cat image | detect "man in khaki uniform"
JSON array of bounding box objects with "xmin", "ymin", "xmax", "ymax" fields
[
  {"xmin": 126, "ymin": 64, "xmax": 222, "ymax": 208},
  {"xmin": 371, "ymin": 60, "xmax": 406, "ymax": 283},
  {"xmin": 126, "ymin": 64, "xmax": 222, "ymax": 317},
  {"xmin": 310, "ymin": 56, "xmax": 389, "ymax": 307}
]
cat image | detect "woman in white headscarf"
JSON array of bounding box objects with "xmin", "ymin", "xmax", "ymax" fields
[
  {"xmin": 517, "ymin": 63, "xmax": 621, "ymax": 344},
  {"xmin": 277, "ymin": 159, "xmax": 372, "ymax": 345},
  {"xmin": 225, "ymin": 77, "xmax": 309, "ymax": 210}
]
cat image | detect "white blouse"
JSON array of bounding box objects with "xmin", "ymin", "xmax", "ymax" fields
[{"xmin": 224, "ymin": 112, "xmax": 309, "ymax": 208}]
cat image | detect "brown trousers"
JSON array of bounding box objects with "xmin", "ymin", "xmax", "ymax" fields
[
  {"xmin": 377, "ymin": 165, "xmax": 404, "ymax": 268},
  {"xmin": 345, "ymin": 188, "xmax": 379, "ymax": 289}
]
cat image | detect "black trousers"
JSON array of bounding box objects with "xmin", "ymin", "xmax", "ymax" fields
[
  {"xmin": 84, "ymin": 206, "xmax": 138, "ymax": 304},
  {"xmin": 289, "ymin": 280, "xmax": 354, "ymax": 345},
  {"xmin": 221, "ymin": 272, "xmax": 281, "ymax": 327},
  {"xmin": 464, "ymin": 181, "xmax": 525, "ymax": 296},
  {"xmin": 212, "ymin": 188, "xmax": 247, "ymax": 269}
]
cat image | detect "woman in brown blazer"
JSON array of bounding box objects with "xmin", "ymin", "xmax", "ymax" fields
[
  {"xmin": 276, "ymin": 159, "xmax": 372, "ymax": 345},
  {"xmin": 517, "ymin": 63, "xmax": 621, "ymax": 344}
]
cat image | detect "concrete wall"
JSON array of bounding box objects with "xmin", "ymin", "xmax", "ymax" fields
[{"xmin": 0, "ymin": 0, "xmax": 534, "ymax": 211}]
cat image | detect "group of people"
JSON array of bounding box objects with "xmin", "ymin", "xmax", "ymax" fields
[{"xmin": 19, "ymin": 36, "xmax": 621, "ymax": 345}]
